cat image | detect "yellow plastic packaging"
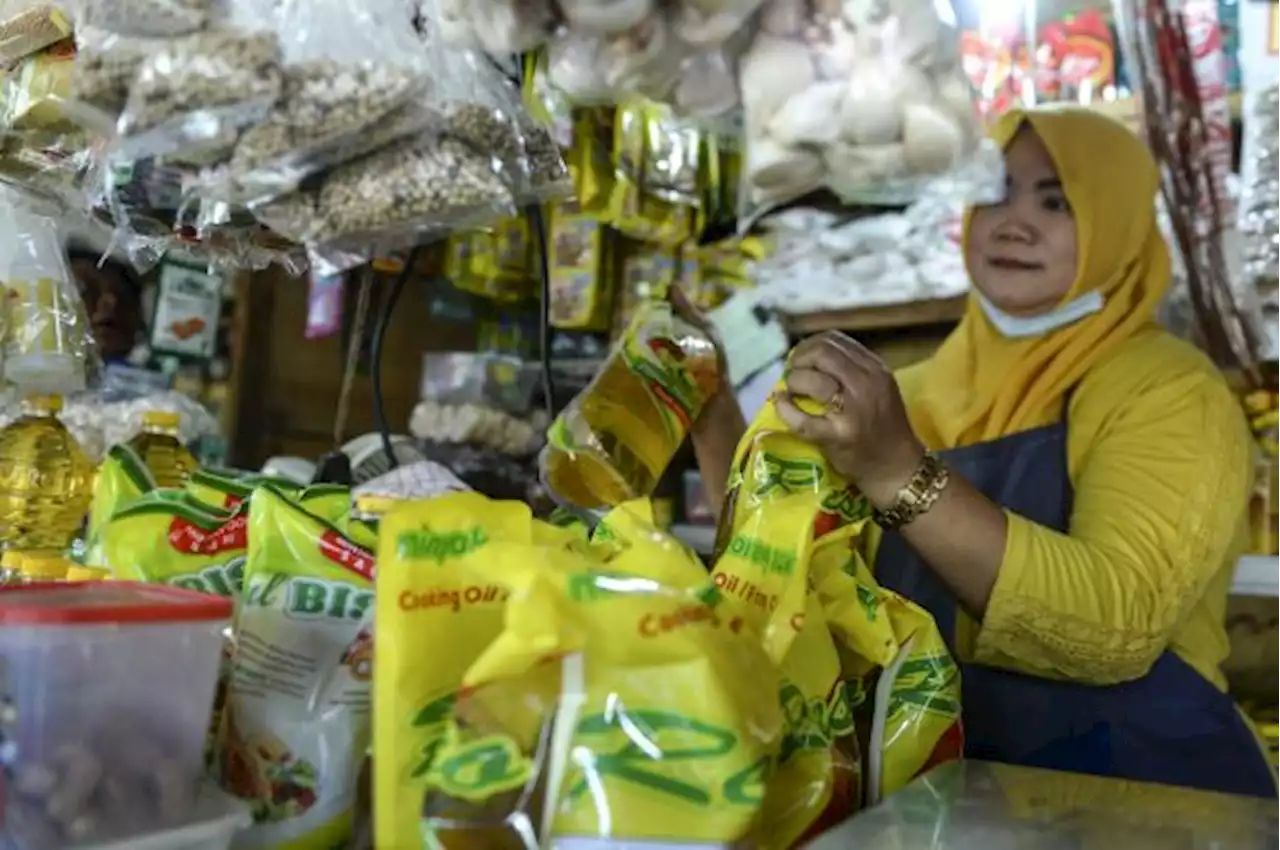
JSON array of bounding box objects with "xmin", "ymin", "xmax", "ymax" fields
[
  {"xmin": 420, "ymin": 498, "xmax": 782, "ymax": 848},
  {"xmin": 86, "ymin": 444, "xmax": 157, "ymax": 548},
  {"xmin": 540, "ymin": 299, "xmax": 721, "ymax": 510},
  {"xmin": 218, "ymin": 485, "xmax": 375, "ymax": 849},
  {"xmin": 64, "ymin": 564, "xmax": 109, "ymax": 581},
  {"xmin": 710, "ymin": 492, "xmax": 860, "ymax": 847},
  {"xmin": 727, "ymin": 387, "xmax": 963, "ymax": 806},
  {"xmin": 20, "ymin": 553, "xmax": 67, "ymax": 581},
  {"xmin": 608, "ymin": 102, "xmax": 701, "ymax": 247},
  {"xmin": 376, "ymin": 493, "xmax": 565, "ymax": 850},
  {"xmin": 187, "ymin": 467, "xmax": 304, "ymax": 511},
  {"xmin": 546, "ymin": 196, "xmax": 614, "ymax": 332},
  {"xmin": 89, "ymin": 489, "xmax": 243, "ymax": 593}
]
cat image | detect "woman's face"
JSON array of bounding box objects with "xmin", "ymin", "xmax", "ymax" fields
[
  {"xmin": 71, "ymin": 256, "xmax": 140, "ymax": 360},
  {"xmin": 965, "ymin": 128, "xmax": 1079, "ymax": 316}
]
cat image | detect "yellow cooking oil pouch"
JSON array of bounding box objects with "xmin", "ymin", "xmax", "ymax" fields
[
  {"xmin": 88, "ymin": 488, "xmax": 245, "ymax": 593},
  {"xmin": 219, "ymin": 485, "xmax": 376, "ymax": 849},
  {"xmin": 710, "ymin": 493, "xmax": 860, "ymax": 848},
  {"xmin": 188, "ymin": 467, "xmax": 304, "ymax": 511},
  {"xmin": 810, "ymin": 536, "xmax": 963, "ymax": 805},
  {"xmin": 86, "ymin": 443, "xmax": 157, "ymax": 547},
  {"xmin": 422, "ymin": 522, "xmax": 782, "ymax": 848},
  {"xmin": 376, "ymin": 493, "xmax": 548, "ymax": 850}
]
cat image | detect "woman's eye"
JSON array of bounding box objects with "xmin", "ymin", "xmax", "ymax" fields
[{"xmin": 1042, "ymin": 194, "xmax": 1072, "ymax": 214}]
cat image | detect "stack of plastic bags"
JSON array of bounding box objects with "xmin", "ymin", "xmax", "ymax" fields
[
  {"xmin": 437, "ymin": 0, "xmax": 1003, "ymax": 221},
  {"xmin": 376, "ymin": 390, "xmax": 964, "ymax": 847}
]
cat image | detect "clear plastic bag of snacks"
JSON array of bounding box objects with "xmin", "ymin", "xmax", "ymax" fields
[
  {"xmin": 114, "ymin": 0, "xmax": 283, "ymax": 161},
  {"xmin": 428, "ymin": 0, "xmax": 554, "ymax": 54},
  {"xmin": 0, "ymin": 1, "xmax": 71, "ymax": 65},
  {"xmin": 200, "ymin": 0, "xmax": 442, "ymax": 206},
  {"xmin": 254, "ymin": 131, "xmax": 515, "ymax": 261},
  {"xmin": 0, "ymin": 185, "xmax": 100, "ymax": 396},
  {"xmin": 737, "ymin": 0, "xmax": 1003, "ymax": 225},
  {"xmin": 0, "ymin": 37, "xmax": 98, "ymax": 207}
]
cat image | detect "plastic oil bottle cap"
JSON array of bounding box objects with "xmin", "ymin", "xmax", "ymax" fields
[
  {"xmin": 64, "ymin": 565, "xmax": 109, "ymax": 582},
  {"xmin": 22, "ymin": 555, "xmax": 67, "ymax": 580},
  {"xmin": 354, "ymin": 494, "xmax": 392, "ymax": 519},
  {"xmin": 142, "ymin": 410, "xmax": 181, "ymax": 430},
  {"xmin": 26, "ymin": 395, "xmax": 63, "ymax": 414}
]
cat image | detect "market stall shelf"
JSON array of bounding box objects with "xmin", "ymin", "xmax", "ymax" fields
[{"xmin": 780, "ymin": 295, "xmax": 969, "ymax": 335}]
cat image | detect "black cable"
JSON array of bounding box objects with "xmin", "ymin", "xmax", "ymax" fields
[
  {"xmin": 372, "ymin": 247, "xmax": 423, "ymax": 471},
  {"xmin": 529, "ymin": 204, "xmax": 556, "ymax": 420}
]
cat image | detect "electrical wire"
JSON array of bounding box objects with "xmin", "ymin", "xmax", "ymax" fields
[
  {"xmin": 371, "ymin": 247, "xmax": 423, "ymax": 471},
  {"xmin": 529, "ymin": 204, "xmax": 556, "ymax": 419}
]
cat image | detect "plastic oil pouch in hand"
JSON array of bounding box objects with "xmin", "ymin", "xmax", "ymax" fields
[
  {"xmin": 217, "ymin": 485, "xmax": 376, "ymax": 848},
  {"xmin": 727, "ymin": 383, "xmax": 962, "ymax": 806},
  {"xmin": 375, "ymin": 493, "xmax": 582, "ymax": 850},
  {"xmin": 420, "ymin": 497, "xmax": 783, "ymax": 848},
  {"xmin": 710, "ymin": 491, "xmax": 861, "ymax": 847},
  {"xmin": 540, "ymin": 299, "xmax": 721, "ymax": 510},
  {"xmin": 85, "ymin": 443, "xmax": 157, "ymax": 549}
]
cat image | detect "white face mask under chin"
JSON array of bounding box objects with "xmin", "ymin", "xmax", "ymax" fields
[{"xmin": 975, "ymin": 290, "xmax": 1106, "ymax": 338}]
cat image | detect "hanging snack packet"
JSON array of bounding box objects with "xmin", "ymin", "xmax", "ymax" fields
[
  {"xmin": 375, "ymin": 493, "xmax": 581, "ymax": 850},
  {"xmin": 86, "ymin": 443, "xmax": 157, "ymax": 548},
  {"xmin": 421, "ymin": 503, "xmax": 782, "ymax": 848},
  {"xmin": 217, "ymin": 485, "xmax": 375, "ymax": 847},
  {"xmin": 0, "ymin": 3, "xmax": 72, "ymax": 65},
  {"xmin": 115, "ymin": 0, "xmax": 283, "ymax": 161},
  {"xmin": 710, "ymin": 493, "xmax": 861, "ymax": 847}
]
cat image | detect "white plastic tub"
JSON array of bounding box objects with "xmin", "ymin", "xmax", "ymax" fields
[{"xmin": 0, "ymin": 581, "xmax": 232, "ymax": 848}]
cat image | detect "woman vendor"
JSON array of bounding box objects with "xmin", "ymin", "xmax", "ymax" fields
[{"xmin": 690, "ymin": 107, "xmax": 1277, "ymax": 798}]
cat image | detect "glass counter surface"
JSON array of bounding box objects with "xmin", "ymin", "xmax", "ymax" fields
[{"xmin": 805, "ymin": 761, "xmax": 1279, "ymax": 850}]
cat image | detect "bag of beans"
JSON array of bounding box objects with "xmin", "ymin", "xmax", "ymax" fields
[
  {"xmin": 113, "ymin": 0, "xmax": 283, "ymax": 161},
  {"xmin": 203, "ymin": 0, "xmax": 443, "ymax": 207}
]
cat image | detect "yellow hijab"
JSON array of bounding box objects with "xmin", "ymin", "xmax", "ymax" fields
[{"xmin": 910, "ymin": 107, "xmax": 1172, "ymax": 449}]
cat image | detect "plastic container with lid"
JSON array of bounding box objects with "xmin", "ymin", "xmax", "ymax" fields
[
  {"xmin": 0, "ymin": 581, "xmax": 232, "ymax": 848},
  {"xmin": 83, "ymin": 784, "xmax": 252, "ymax": 850}
]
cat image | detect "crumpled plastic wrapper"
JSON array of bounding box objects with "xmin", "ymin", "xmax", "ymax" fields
[
  {"xmin": 1238, "ymin": 84, "xmax": 1279, "ymax": 290},
  {"xmin": 0, "ymin": 388, "xmax": 220, "ymax": 462},
  {"xmin": 352, "ymin": 458, "xmax": 473, "ymax": 505},
  {"xmin": 746, "ymin": 193, "xmax": 968, "ymax": 314}
]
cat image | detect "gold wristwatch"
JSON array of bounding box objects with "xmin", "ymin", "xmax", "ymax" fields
[{"xmin": 872, "ymin": 452, "xmax": 950, "ymax": 530}]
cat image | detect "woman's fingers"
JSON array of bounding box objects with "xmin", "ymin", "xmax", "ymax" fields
[
  {"xmin": 789, "ymin": 337, "xmax": 870, "ymax": 391},
  {"xmin": 819, "ymin": 331, "xmax": 882, "ymax": 371},
  {"xmin": 784, "ymin": 367, "xmax": 840, "ymax": 404}
]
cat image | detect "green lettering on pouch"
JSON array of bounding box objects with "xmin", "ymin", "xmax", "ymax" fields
[
  {"xmin": 568, "ymin": 710, "xmax": 736, "ymax": 806},
  {"xmin": 726, "ymin": 535, "xmax": 796, "ymax": 575},
  {"xmin": 397, "ymin": 527, "xmax": 488, "ymax": 563},
  {"xmin": 752, "ymin": 453, "xmax": 824, "ymax": 497},
  {"xmin": 287, "ymin": 579, "xmax": 329, "ymax": 617},
  {"xmin": 430, "ymin": 736, "xmax": 531, "ymax": 801}
]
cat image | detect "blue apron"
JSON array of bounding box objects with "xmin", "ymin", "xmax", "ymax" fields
[{"xmin": 873, "ymin": 401, "xmax": 1277, "ymax": 799}]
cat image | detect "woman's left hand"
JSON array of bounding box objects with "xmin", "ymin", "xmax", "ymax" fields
[{"xmin": 774, "ymin": 331, "xmax": 926, "ymax": 507}]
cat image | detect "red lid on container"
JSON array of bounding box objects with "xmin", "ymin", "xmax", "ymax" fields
[{"xmin": 0, "ymin": 581, "xmax": 232, "ymax": 625}]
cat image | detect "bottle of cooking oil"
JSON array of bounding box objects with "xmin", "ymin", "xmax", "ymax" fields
[
  {"xmin": 128, "ymin": 410, "xmax": 198, "ymax": 489},
  {"xmin": 541, "ymin": 300, "xmax": 722, "ymax": 510},
  {"xmin": 20, "ymin": 553, "xmax": 67, "ymax": 582},
  {"xmin": 0, "ymin": 395, "xmax": 94, "ymax": 553}
]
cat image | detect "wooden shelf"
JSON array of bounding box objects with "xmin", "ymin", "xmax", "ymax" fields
[{"xmin": 778, "ymin": 295, "xmax": 969, "ymax": 335}]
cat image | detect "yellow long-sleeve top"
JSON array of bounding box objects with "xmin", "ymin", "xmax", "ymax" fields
[{"xmin": 872, "ymin": 326, "xmax": 1254, "ymax": 691}]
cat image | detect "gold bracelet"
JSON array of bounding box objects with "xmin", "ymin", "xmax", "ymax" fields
[{"xmin": 872, "ymin": 452, "xmax": 951, "ymax": 531}]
